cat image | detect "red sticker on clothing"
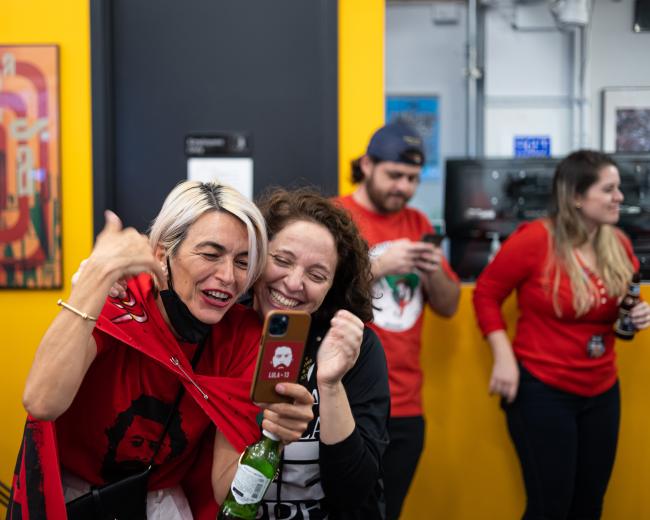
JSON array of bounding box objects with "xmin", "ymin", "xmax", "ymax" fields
[{"xmin": 258, "ymin": 340, "xmax": 303, "ymax": 383}]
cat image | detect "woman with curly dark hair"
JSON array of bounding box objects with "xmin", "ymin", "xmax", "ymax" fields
[{"xmin": 250, "ymin": 188, "xmax": 390, "ymax": 520}]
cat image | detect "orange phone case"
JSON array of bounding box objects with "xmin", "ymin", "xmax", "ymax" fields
[{"xmin": 250, "ymin": 310, "xmax": 312, "ymax": 403}]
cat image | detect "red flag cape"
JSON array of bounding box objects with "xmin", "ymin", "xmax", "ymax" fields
[{"xmin": 7, "ymin": 274, "xmax": 262, "ymax": 519}]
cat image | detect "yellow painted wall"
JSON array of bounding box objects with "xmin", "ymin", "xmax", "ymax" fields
[
  {"xmin": 0, "ymin": 0, "xmax": 93, "ymax": 485},
  {"xmin": 338, "ymin": 0, "xmax": 385, "ymax": 196}
]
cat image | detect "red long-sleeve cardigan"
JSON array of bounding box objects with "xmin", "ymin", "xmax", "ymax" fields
[{"xmin": 473, "ymin": 219, "xmax": 639, "ymax": 397}]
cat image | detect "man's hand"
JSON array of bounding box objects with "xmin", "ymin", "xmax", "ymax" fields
[
  {"xmin": 373, "ymin": 239, "xmax": 440, "ymax": 278},
  {"xmin": 413, "ymin": 241, "xmax": 443, "ymax": 274}
]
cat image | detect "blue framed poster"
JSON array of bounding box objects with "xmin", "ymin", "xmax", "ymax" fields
[{"xmin": 386, "ymin": 95, "xmax": 440, "ymax": 180}]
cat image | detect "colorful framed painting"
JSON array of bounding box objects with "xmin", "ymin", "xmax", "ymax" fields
[{"xmin": 0, "ymin": 45, "xmax": 61, "ymax": 288}]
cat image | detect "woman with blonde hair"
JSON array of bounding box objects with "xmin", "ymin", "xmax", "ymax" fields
[
  {"xmin": 474, "ymin": 150, "xmax": 650, "ymax": 519},
  {"xmin": 10, "ymin": 181, "xmax": 313, "ymax": 520}
]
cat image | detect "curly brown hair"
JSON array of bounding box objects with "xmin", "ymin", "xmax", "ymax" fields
[{"xmin": 256, "ymin": 187, "xmax": 374, "ymax": 324}]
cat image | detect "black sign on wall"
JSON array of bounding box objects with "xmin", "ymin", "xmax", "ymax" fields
[
  {"xmin": 91, "ymin": 0, "xmax": 338, "ymax": 234},
  {"xmin": 184, "ymin": 134, "xmax": 252, "ymax": 158}
]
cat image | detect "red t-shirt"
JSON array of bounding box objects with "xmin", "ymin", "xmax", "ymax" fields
[
  {"xmin": 56, "ymin": 274, "xmax": 262, "ymax": 490},
  {"xmin": 336, "ymin": 194, "xmax": 459, "ymax": 416},
  {"xmin": 473, "ymin": 219, "xmax": 640, "ymax": 396}
]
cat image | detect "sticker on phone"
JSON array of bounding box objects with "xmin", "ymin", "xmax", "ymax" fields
[{"xmin": 258, "ymin": 340, "xmax": 303, "ymax": 382}]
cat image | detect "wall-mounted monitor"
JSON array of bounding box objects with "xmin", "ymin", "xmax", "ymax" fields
[
  {"xmin": 444, "ymin": 154, "xmax": 650, "ymax": 281},
  {"xmin": 445, "ymin": 158, "xmax": 557, "ymax": 240}
]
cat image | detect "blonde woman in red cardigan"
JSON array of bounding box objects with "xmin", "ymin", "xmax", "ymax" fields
[{"xmin": 474, "ymin": 150, "xmax": 650, "ymax": 520}]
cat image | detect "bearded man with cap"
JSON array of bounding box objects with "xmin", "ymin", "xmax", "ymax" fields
[{"xmin": 336, "ymin": 122, "xmax": 460, "ymax": 519}]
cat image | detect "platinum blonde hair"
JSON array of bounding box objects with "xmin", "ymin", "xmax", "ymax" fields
[{"xmin": 148, "ymin": 181, "xmax": 267, "ymax": 292}]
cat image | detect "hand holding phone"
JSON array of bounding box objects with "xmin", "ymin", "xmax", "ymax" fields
[
  {"xmin": 415, "ymin": 233, "xmax": 445, "ymax": 272},
  {"xmin": 421, "ymin": 232, "xmax": 444, "ymax": 247},
  {"xmin": 250, "ymin": 310, "xmax": 311, "ymax": 403}
]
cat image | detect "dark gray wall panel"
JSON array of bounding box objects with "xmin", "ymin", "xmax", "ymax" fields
[{"xmin": 92, "ymin": 0, "xmax": 338, "ymax": 233}]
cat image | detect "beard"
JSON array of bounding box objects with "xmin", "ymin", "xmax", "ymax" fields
[{"xmin": 366, "ymin": 176, "xmax": 410, "ymax": 214}]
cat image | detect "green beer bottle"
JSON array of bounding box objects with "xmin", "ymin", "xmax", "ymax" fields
[{"xmin": 217, "ymin": 430, "xmax": 281, "ymax": 519}]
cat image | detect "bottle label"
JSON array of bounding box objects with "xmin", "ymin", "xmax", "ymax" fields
[
  {"xmin": 230, "ymin": 461, "xmax": 271, "ymax": 505},
  {"xmin": 615, "ymin": 309, "xmax": 636, "ymax": 337}
]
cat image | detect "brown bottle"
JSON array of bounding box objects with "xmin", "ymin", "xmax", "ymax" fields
[{"xmin": 614, "ymin": 273, "xmax": 641, "ymax": 340}]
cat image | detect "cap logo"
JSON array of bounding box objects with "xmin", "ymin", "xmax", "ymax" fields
[
  {"xmin": 403, "ymin": 151, "xmax": 423, "ymax": 165},
  {"xmin": 403, "ymin": 136, "xmax": 422, "ymax": 146}
]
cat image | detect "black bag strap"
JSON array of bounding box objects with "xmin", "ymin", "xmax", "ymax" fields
[{"xmin": 146, "ymin": 335, "xmax": 209, "ymax": 468}]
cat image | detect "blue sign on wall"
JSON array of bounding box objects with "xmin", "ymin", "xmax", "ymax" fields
[{"xmin": 514, "ymin": 136, "xmax": 551, "ymax": 157}]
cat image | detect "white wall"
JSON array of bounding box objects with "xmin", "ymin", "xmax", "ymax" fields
[
  {"xmin": 386, "ymin": 2, "xmax": 468, "ymax": 221},
  {"xmin": 386, "ymin": 2, "xmax": 468, "ymax": 159},
  {"xmin": 587, "ymin": 0, "xmax": 650, "ymax": 148},
  {"xmin": 386, "ymin": 0, "xmax": 650, "ymax": 222},
  {"xmin": 387, "ymin": 0, "xmax": 650, "ymax": 158},
  {"xmin": 483, "ymin": 2, "xmax": 573, "ymax": 156},
  {"xmin": 483, "ymin": 0, "xmax": 650, "ymax": 154}
]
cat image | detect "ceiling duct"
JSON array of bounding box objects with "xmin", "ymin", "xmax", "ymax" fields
[{"xmin": 549, "ymin": 0, "xmax": 590, "ymax": 26}]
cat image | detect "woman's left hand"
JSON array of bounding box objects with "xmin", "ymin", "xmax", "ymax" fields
[
  {"xmin": 630, "ymin": 300, "xmax": 650, "ymax": 331},
  {"xmin": 316, "ymin": 310, "xmax": 364, "ymax": 387},
  {"xmin": 257, "ymin": 383, "xmax": 314, "ymax": 444}
]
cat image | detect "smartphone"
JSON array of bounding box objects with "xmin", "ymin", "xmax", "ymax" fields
[
  {"xmin": 250, "ymin": 310, "xmax": 312, "ymax": 403},
  {"xmin": 421, "ymin": 233, "xmax": 444, "ymax": 247}
]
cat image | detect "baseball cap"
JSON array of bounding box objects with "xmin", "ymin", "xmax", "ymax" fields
[{"xmin": 366, "ymin": 122, "xmax": 425, "ymax": 166}]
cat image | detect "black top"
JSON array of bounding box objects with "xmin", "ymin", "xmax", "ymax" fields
[{"xmin": 259, "ymin": 322, "xmax": 391, "ymax": 520}]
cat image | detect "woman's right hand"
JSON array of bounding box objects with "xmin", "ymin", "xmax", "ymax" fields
[
  {"xmin": 486, "ymin": 330, "xmax": 519, "ymax": 403},
  {"xmin": 256, "ymin": 383, "xmax": 314, "ymax": 444},
  {"xmin": 489, "ymin": 353, "xmax": 520, "ymax": 403}
]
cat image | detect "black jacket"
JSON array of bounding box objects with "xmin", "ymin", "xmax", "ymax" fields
[{"xmin": 259, "ymin": 321, "xmax": 391, "ymax": 520}]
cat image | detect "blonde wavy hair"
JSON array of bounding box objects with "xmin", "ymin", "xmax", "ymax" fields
[{"xmin": 546, "ymin": 150, "xmax": 633, "ymax": 316}]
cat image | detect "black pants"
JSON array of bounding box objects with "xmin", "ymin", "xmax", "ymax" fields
[
  {"xmin": 382, "ymin": 415, "xmax": 425, "ymax": 520},
  {"xmin": 503, "ymin": 367, "xmax": 620, "ymax": 520}
]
